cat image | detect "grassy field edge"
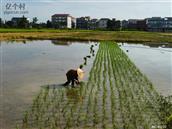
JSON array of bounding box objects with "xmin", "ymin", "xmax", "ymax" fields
[{"xmin": 0, "ymin": 29, "xmax": 172, "ymax": 43}]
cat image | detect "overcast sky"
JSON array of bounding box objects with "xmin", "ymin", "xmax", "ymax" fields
[{"xmin": 1, "ymin": 0, "xmax": 172, "ymax": 22}]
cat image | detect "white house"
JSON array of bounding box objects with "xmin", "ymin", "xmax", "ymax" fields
[
  {"xmin": 164, "ymin": 17, "xmax": 172, "ymax": 30},
  {"xmin": 51, "ymin": 14, "xmax": 73, "ymax": 28}
]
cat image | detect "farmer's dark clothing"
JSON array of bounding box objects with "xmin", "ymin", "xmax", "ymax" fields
[{"xmin": 64, "ymin": 69, "xmax": 79, "ymax": 86}]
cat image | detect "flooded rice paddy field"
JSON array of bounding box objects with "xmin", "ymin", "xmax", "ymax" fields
[
  {"xmin": 0, "ymin": 40, "xmax": 172, "ymax": 129},
  {"xmin": 119, "ymin": 43, "xmax": 172, "ymax": 96},
  {"xmin": 1, "ymin": 40, "xmax": 98, "ymax": 129}
]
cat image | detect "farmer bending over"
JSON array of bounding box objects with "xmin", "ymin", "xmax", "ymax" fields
[{"xmin": 63, "ymin": 65, "xmax": 84, "ymax": 87}]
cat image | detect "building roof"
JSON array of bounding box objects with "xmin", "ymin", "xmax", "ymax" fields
[
  {"xmin": 52, "ymin": 14, "xmax": 71, "ymax": 17},
  {"xmin": 128, "ymin": 19, "xmax": 140, "ymax": 21},
  {"xmin": 11, "ymin": 17, "xmax": 29, "ymax": 21},
  {"xmin": 12, "ymin": 17, "xmax": 26, "ymax": 20},
  {"xmin": 90, "ymin": 19, "xmax": 98, "ymax": 22},
  {"xmin": 165, "ymin": 17, "xmax": 172, "ymax": 20},
  {"xmin": 99, "ymin": 18, "xmax": 110, "ymax": 21},
  {"xmin": 147, "ymin": 17, "xmax": 163, "ymax": 20}
]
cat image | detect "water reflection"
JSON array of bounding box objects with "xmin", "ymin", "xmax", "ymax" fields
[
  {"xmin": 1, "ymin": 40, "xmax": 171, "ymax": 129},
  {"xmin": 120, "ymin": 42, "xmax": 172, "ymax": 96},
  {"xmin": 51, "ymin": 40, "xmax": 72, "ymax": 46},
  {"xmin": 1, "ymin": 40, "xmax": 98, "ymax": 129},
  {"xmin": 66, "ymin": 85, "xmax": 85, "ymax": 103},
  {"xmin": 120, "ymin": 42, "xmax": 172, "ymax": 48},
  {"xmin": 21, "ymin": 82, "xmax": 86, "ymax": 129},
  {"xmin": 19, "ymin": 42, "xmax": 172, "ymax": 129}
]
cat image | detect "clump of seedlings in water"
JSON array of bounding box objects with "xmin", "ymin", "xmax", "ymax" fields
[
  {"xmin": 86, "ymin": 55, "xmax": 91, "ymax": 58},
  {"xmin": 83, "ymin": 57, "xmax": 87, "ymax": 65},
  {"xmin": 79, "ymin": 64, "xmax": 83, "ymax": 69}
]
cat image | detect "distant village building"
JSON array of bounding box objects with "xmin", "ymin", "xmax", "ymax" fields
[
  {"xmin": 127, "ymin": 19, "xmax": 138, "ymax": 30},
  {"xmin": 71, "ymin": 17, "xmax": 76, "ymax": 28},
  {"xmin": 88, "ymin": 19, "xmax": 98, "ymax": 30},
  {"xmin": 164, "ymin": 17, "xmax": 172, "ymax": 32},
  {"xmin": 146, "ymin": 17, "xmax": 164, "ymax": 32},
  {"xmin": 11, "ymin": 17, "xmax": 29, "ymax": 27},
  {"xmin": 98, "ymin": 18, "xmax": 110, "ymax": 29},
  {"xmin": 76, "ymin": 16, "xmax": 90, "ymax": 29},
  {"xmin": 51, "ymin": 14, "xmax": 73, "ymax": 29},
  {"xmin": 136, "ymin": 19, "xmax": 147, "ymax": 31},
  {"xmin": 121, "ymin": 20, "xmax": 128, "ymax": 29}
]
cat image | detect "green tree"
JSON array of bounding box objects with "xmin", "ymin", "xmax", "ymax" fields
[
  {"xmin": 107, "ymin": 19, "xmax": 121, "ymax": 31},
  {"xmin": 18, "ymin": 15, "xmax": 29, "ymax": 28},
  {"xmin": 32, "ymin": 17, "xmax": 38, "ymax": 24},
  {"xmin": 46, "ymin": 20, "xmax": 52, "ymax": 28},
  {"xmin": 32, "ymin": 17, "xmax": 38, "ymax": 28},
  {"xmin": 5, "ymin": 20, "xmax": 13, "ymax": 28},
  {"xmin": 0, "ymin": 18, "xmax": 3, "ymax": 28},
  {"xmin": 107, "ymin": 19, "xmax": 113, "ymax": 30}
]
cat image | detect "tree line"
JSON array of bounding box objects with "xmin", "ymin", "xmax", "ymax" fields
[{"xmin": 0, "ymin": 16, "xmax": 53, "ymax": 29}]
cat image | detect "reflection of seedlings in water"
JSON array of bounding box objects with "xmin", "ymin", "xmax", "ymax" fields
[
  {"xmin": 51, "ymin": 40, "xmax": 71, "ymax": 46},
  {"xmin": 22, "ymin": 40, "xmax": 26, "ymax": 44},
  {"xmin": 126, "ymin": 50, "xmax": 129, "ymax": 52},
  {"xmin": 66, "ymin": 88, "xmax": 83, "ymax": 103}
]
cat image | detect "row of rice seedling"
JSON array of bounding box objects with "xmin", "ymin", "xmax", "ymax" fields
[
  {"xmin": 106, "ymin": 42, "xmax": 172, "ymax": 128},
  {"xmin": 20, "ymin": 41, "xmax": 172, "ymax": 129},
  {"xmin": 108, "ymin": 43, "xmax": 148, "ymax": 128}
]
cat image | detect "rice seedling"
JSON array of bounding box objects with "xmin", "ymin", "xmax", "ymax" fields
[
  {"xmin": 86, "ymin": 55, "xmax": 91, "ymax": 58},
  {"xmin": 20, "ymin": 41, "xmax": 172, "ymax": 129}
]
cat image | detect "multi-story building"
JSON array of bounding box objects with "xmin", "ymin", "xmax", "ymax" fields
[
  {"xmin": 76, "ymin": 16, "xmax": 90, "ymax": 29},
  {"xmin": 51, "ymin": 14, "xmax": 73, "ymax": 29},
  {"xmin": 88, "ymin": 19, "xmax": 98, "ymax": 30},
  {"xmin": 136, "ymin": 19, "xmax": 147, "ymax": 31},
  {"xmin": 164, "ymin": 17, "xmax": 172, "ymax": 32},
  {"xmin": 146, "ymin": 17, "xmax": 164, "ymax": 32},
  {"xmin": 127, "ymin": 19, "xmax": 138, "ymax": 30},
  {"xmin": 98, "ymin": 18, "xmax": 110, "ymax": 29}
]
